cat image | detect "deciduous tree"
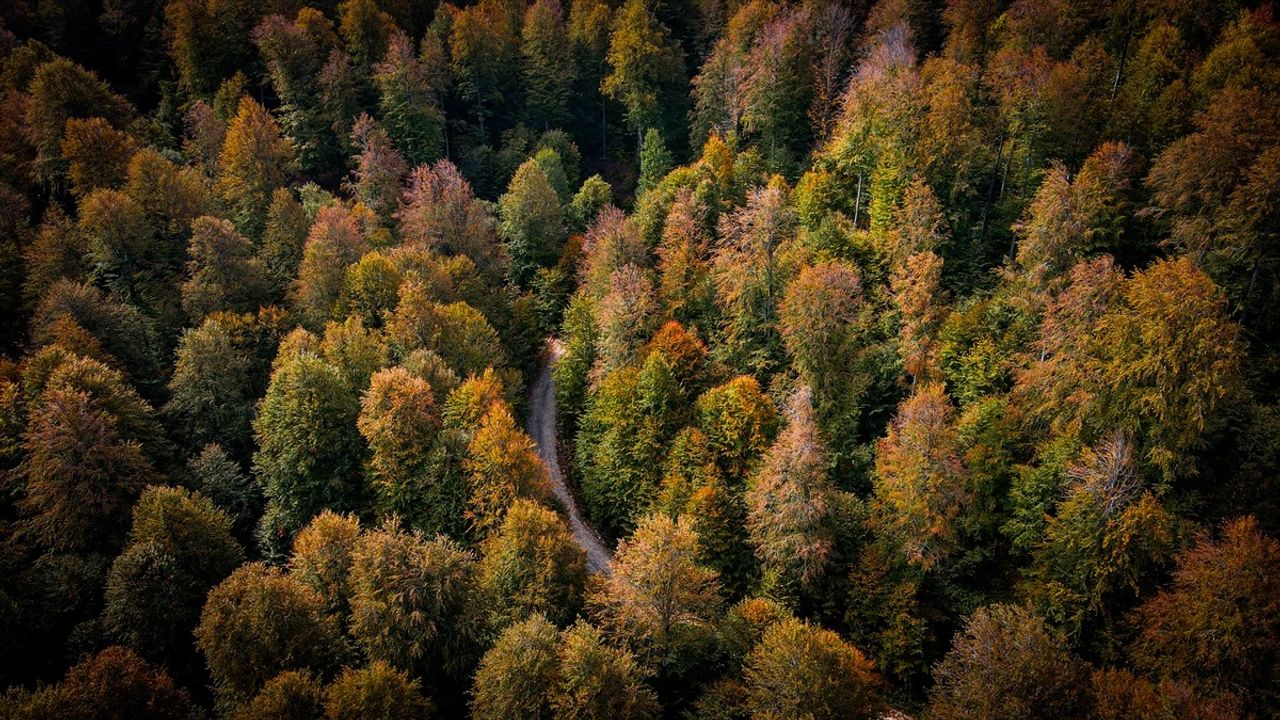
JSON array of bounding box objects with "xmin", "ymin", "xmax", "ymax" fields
[
  {"xmin": 747, "ymin": 387, "xmax": 837, "ymax": 589},
  {"xmin": 196, "ymin": 563, "xmax": 341, "ymax": 705},
  {"xmin": 591, "ymin": 513, "xmax": 722, "ymax": 672},
  {"xmin": 216, "ymin": 97, "xmax": 296, "ymax": 238},
  {"xmin": 479, "ymin": 499, "xmax": 587, "ymax": 629},
  {"xmin": 348, "ymin": 523, "xmax": 482, "ymax": 681},
  {"xmin": 926, "ymin": 604, "xmax": 1090, "ymax": 720},
  {"xmin": 743, "ymin": 617, "xmax": 881, "ymax": 720},
  {"xmin": 873, "ymin": 382, "xmax": 969, "ymax": 569}
]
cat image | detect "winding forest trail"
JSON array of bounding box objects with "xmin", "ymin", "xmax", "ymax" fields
[{"xmin": 527, "ymin": 338, "xmax": 613, "ymax": 575}]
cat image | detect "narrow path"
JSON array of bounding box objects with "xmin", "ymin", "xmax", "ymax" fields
[{"xmin": 527, "ymin": 338, "xmax": 613, "ymax": 575}]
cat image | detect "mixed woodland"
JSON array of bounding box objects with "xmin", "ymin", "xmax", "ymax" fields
[{"xmin": 0, "ymin": 0, "xmax": 1279, "ymax": 717}]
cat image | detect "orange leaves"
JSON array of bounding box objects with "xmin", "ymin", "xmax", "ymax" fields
[{"xmin": 464, "ymin": 403, "xmax": 551, "ymax": 539}]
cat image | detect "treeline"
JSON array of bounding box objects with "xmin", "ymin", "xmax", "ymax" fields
[{"xmin": 0, "ymin": 0, "xmax": 1278, "ymax": 718}]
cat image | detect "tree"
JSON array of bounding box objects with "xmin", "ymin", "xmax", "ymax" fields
[
  {"xmin": 470, "ymin": 614, "xmax": 561, "ymax": 720},
  {"xmin": 231, "ymin": 671, "xmax": 325, "ymax": 720},
  {"xmin": 595, "ymin": 265, "xmax": 658, "ymax": 373},
  {"xmin": 872, "ymin": 382, "xmax": 969, "ymax": 570},
  {"xmin": 575, "ymin": 362, "xmax": 673, "ymax": 538},
  {"xmin": 522, "ymin": 0, "xmax": 576, "ymax": 131},
  {"xmin": 289, "ymin": 510, "xmax": 361, "ymax": 618},
  {"xmin": 60, "ymin": 116, "xmax": 137, "ymax": 197},
  {"xmin": 24, "ymin": 57, "xmax": 134, "ymax": 186},
  {"xmin": 743, "ymin": 617, "xmax": 881, "ymax": 720},
  {"xmin": 739, "ymin": 7, "xmax": 816, "ymax": 174},
  {"xmin": 31, "ymin": 279, "xmax": 160, "ymax": 397},
  {"xmin": 253, "ymin": 348, "xmax": 366, "ymax": 546},
  {"xmin": 357, "ymin": 366, "xmax": 464, "ymax": 535},
  {"xmin": 397, "ymin": 160, "xmax": 505, "ymax": 278},
  {"xmin": 337, "ymin": 0, "xmax": 393, "ymax": 81},
  {"xmin": 570, "ymin": 174, "xmax": 614, "ymax": 231},
  {"xmin": 479, "ymin": 499, "xmax": 587, "ymax": 629},
  {"xmin": 1096, "ymin": 258, "xmax": 1244, "ymax": 476},
  {"xmin": 553, "ymin": 622, "xmax": 659, "ymax": 720},
  {"xmin": 592, "ymin": 512, "xmax": 721, "ymax": 679},
  {"xmin": 386, "ymin": 281, "xmax": 507, "ymax": 378},
  {"xmin": 0, "ymin": 646, "xmax": 197, "ymax": 720},
  {"xmin": 340, "ymin": 251, "xmax": 402, "ymax": 327},
  {"xmin": 881, "ymin": 176, "xmax": 948, "ymax": 268},
  {"xmin": 216, "ymin": 97, "xmax": 296, "ymax": 238},
  {"xmin": 808, "ymin": 2, "xmax": 855, "ymax": 142},
  {"xmin": 696, "ymin": 375, "xmax": 779, "ymax": 484},
  {"xmin": 1014, "ymin": 142, "xmax": 1137, "ymax": 289},
  {"xmin": 253, "ymin": 10, "xmax": 342, "ymax": 175},
  {"xmin": 1090, "ymin": 668, "xmax": 1244, "ymax": 720},
  {"xmin": 891, "ymin": 251, "xmax": 946, "ymax": 383},
  {"xmin": 779, "ymin": 260, "xmax": 863, "ymax": 399},
  {"xmin": 442, "ymin": 368, "xmax": 508, "ymax": 433},
  {"xmin": 182, "ymin": 216, "xmax": 269, "ymax": 321},
  {"xmin": 568, "ymin": 0, "xmax": 614, "ymax": 152},
  {"xmin": 122, "ymin": 147, "xmax": 209, "ymax": 244},
  {"xmin": 1130, "ymin": 516, "xmax": 1280, "ymax": 715},
  {"xmin": 746, "ymin": 387, "xmax": 837, "ymax": 589},
  {"xmin": 104, "ymin": 487, "xmax": 243, "ymax": 666},
  {"xmin": 165, "ymin": 314, "xmax": 267, "ymax": 460},
  {"xmin": 1145, "ymin": 86, "xmax": 1280, "ymax": 325},
  {"xmin": 655, "ymin": 189, "xmax": 715, "ymax": 331},
  {"xmin": 926, "ymin": 604, "xmax": 1091, "ymax": 720},
  {"xmin": 293, "ymin": 204, "xmax": 371, "ymax": 329},
  {"xmin": 499, "ymin": 157, "xmax": 567, "ymax": 286},
  {"xmin": 22, "ymin": 206, "xmax": 87, "ymax": 309},
  {"xmin": 450, "ymin": 0, "xmax": 521, "ymax": 136},
  {"xmin": 712, "ymin": 184, "xmax": 796, "ymax": 376},
  {"xmin": 603, "ymin": 0, "xmax": 686, "ymax": 153},
  {"xmin": 347, "ymin": 114, "xmax": 408, "ymax": 225},
  {"xmin": 127, "ymin": 485, "xmax": 243, "ymax": 591},
  {"xmin": 374, "ymin": 31, "xmax": 446, "ymax": 166},
  {"xmin": 324, "ymin": 662, "xmax": 432, "ymax": 720},
  {"xmin": 464, "ymin": 404, "xmax": 551, "ymax": 538},
  {"xmin": 260, "ymin": 188, "xmax": 311, "ymax": 298},
  {"xmin": 77, "ymin": 188, "xmax": 161, "ymax": 301},
  {"xmin": 1014, "ymin": 257, "xmax": 1244, "ymax": 480},
  {"xmin": 1022, "ymin": 434, "xmax": 1177, "ymax": 643},
  {"xmin": 637, "ymin": 128, "xmax": 673, "ymax": 195},
  {"xmin": 164, "ymin": 0, "xmax": 259, "ymax": 96},
  {"xmin": 578, "ymin": 206, "xmax": 646, "ymax": 300},
  {"xmin": 189, "ymin": 443, "xmax": 263, "ymax": 546},
  {"xmin": 348, "ymin": 523, "xmax": 482, "ymax": 681},
  {"xmin": 196, "ymin": 563, "xmax": 341, "ymax": 705},
  {"xmin": 19, "ymin": 379, "xmax": 158, "ymax": 555}
]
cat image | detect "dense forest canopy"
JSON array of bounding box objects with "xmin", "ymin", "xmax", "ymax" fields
[{"xmin": 0, "ymin": 0, "xmax": 1278, "ymax": 717}]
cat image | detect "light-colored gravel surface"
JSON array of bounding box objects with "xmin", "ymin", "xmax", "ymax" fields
[{"xmin": 527, "ymin": 338, "xmax": 613, "ymax": 575}]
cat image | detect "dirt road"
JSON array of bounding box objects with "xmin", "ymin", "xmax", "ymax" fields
[{"xmin": 527, "ymin": 339, "xmax": 613, "ymax": 574}]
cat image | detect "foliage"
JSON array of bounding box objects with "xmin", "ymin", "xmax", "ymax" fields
[
  {"xmin": 926, "ymin": 604, "xmax": 1091, "ymax": 720},
  {"xmin": 347, "ymin": 522, "xmax": 482, "ymax": 682},
  {"xmin": 479, "ymin": 499, "xmax": 588, "ymax": 630},
  {"xmin": 196, "ymin": 563, "xmax": 341, "ymax": 705},
  {"xmin": 743, "ymin": 617, "xmax": 881, "ymax": 720}
]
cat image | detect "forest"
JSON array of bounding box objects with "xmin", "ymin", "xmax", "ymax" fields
[{"xmin": 0, "ymin": 0, "xmax": 1278, "ymax": 717}]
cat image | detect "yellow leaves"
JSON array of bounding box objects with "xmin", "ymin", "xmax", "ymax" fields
[
  {"xmin": 464, "ymin": 403, "xmax": 550, "ymax": 539},
  {"xmin": 873, "ymin": 383, "xmax": 968, "ymax": 570}
]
